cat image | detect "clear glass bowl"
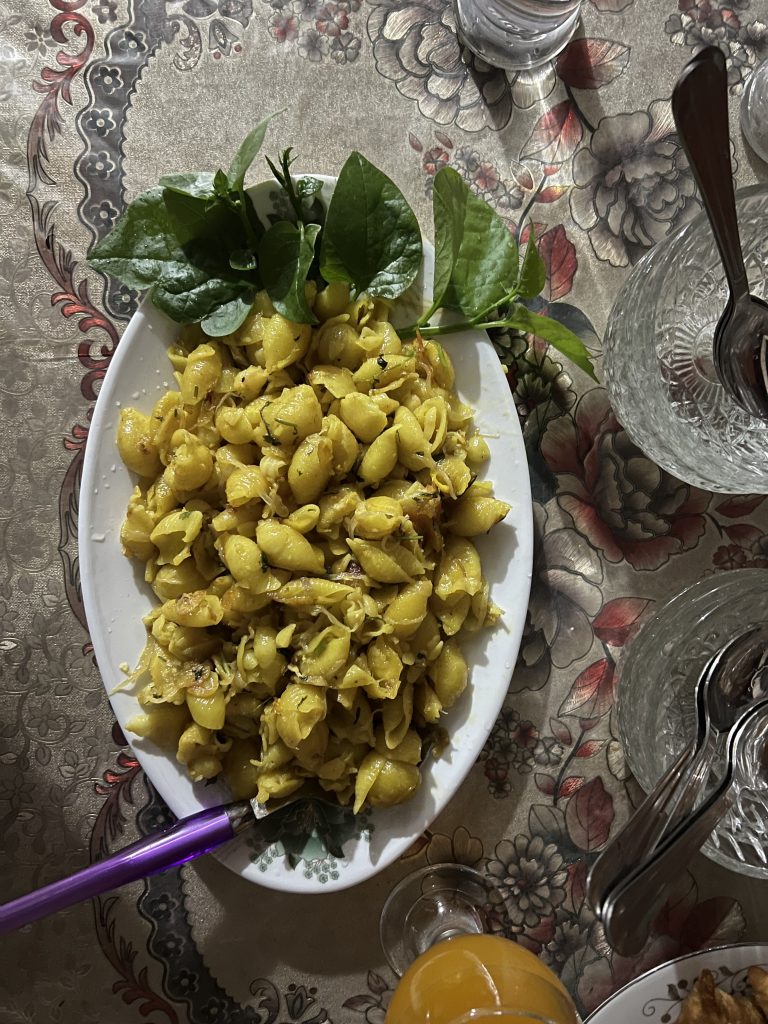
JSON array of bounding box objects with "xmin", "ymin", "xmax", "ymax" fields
[
  {"xmin": 741, "ymin": 61, "xmax": 768, "ymax": 164},
  {"xmin": 603, "ymin": 186, "xmax": 768, "ymax": 494},
  {"xmin": 617, "ymin": 569, "xmax": 768, "ymax": 878}
]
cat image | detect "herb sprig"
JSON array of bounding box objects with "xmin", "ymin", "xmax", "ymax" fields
[{"xmin": 89, "ymin": 118, "xmax": 596, "ymax": 379}]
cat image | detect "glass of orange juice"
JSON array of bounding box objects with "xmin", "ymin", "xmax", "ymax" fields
[{"xmin": 380, "ymin": 864, "xmax": 579, "ymax": 1024}]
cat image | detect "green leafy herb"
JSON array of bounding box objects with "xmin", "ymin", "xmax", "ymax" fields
[
  {"xmin": 501, "ymin": 306, "xmax": 595, "ymax": 379},
  {"xmin": 152, "ymin": 273, "xmax": 253, "ymax": 325},
  {"xmin": 266, "ymin": 148, "xmax": 324, "ymax": 227},
  {"xmin": 159, "ymin": 172, "xmax": 216, "ymax": 197},
  {"xmin": 229, "ymin": 248, "xmax": 258, "ymax": 272},
  {"xmin": 297, "ymin": 176, "xmax": 323, "ymax": 199},
  {"xmin": 161, "ymin": 185, "xmax": 242, "ymax": 247},
  {"xmin": 258, "ymin": 221, "xmax": 320, "ymax": 323},
  {"xmin": 200, "ymin": 292, "xmax": 255, "ymax": 336},
  {"xmin": 88, "ymin": 116, "xmax": 595, "ymax": 377},
  {"xmin": 320, "ymin": 151, "xmax": 422, "ymax": 299},
  {"xmin": 89, "ymin": 187, "xmax": 191, "ymax": 291},
  {"xmin": 408, "ymin": 167, "xmax": 596, "ymax": 379},
  {"xmin": 516, "ymin": 224, "xmax": 547, "ymax": 300},
  {"xmin": 227, "ymin": 112, "xmax": 282, "ymax": 192},
  {"xmin": 430, "ymin": 165, "xmax": 518, "ymax": 318}
]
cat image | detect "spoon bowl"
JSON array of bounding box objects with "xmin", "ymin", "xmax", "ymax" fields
[
  {"xmin": 673, "ymin": 46, "xmax": 768, "ymax": 421},
  {"xmin": 714, "ymin": 293, "xmax": 768, "ymax": 420}
]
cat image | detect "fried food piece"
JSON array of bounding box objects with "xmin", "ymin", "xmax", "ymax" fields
[
  {"xmin": 748, "ymin": 967, "xmax": 768, "ymax": 1017},
  {"xmin": 676, "ymin": 969, "xmax": 765, "ymax": 1024}
]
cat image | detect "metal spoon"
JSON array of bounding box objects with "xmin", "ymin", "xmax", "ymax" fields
[
  {"xmin": 600, "ymin": 698, "xmax": 768, "ymax": 956},
  {"xmin": 672, "ymin": 45, "xmax": 768, "ymax": 421},
  {"xmin": 588, "ymin": 624, "xmax": 768, "ymax": 914},
  {"xmin": 665, "ymin": 625, "xmax": 768, "ymax": 820}
]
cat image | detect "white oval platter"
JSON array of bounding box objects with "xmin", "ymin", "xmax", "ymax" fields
[{"xmin": 79, "ymin": 175, "xmax": 533, "ymax": 893}]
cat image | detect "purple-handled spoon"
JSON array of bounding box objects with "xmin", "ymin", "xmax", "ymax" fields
[{"xmin": 0, "ymin": 794, "xmax": 335, "ymax": 933}]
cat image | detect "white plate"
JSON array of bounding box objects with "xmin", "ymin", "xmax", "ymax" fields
[
  {"xmin": 79, "ymin": 176, "xmax": 533, "ymax": 892},
  {"xmin": 585, "ymin": 943, "xmax": 768, "ymax": 1022}
]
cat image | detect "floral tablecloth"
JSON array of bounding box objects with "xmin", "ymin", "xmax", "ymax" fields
[{"xmin": 4, "ymin": 1, "xmax": 768, "ymax": 1021}]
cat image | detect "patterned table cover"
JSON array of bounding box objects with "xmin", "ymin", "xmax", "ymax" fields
[{"xmin": 3, "ymin": 1, "xmax": 768, "ymax": 1020}]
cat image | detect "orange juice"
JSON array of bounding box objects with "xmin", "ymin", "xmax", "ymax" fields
[{"xmin": 385, "ymin": 934, "xmax": 577, "ymax": 1024}]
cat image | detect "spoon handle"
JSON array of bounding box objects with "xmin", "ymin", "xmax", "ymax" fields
[
  {"xmin": 586, "ymin": 743, "xmax": 692, "ymax": 911},
  {"xmin": 600, "ymin": 699, "xmax": 768, "ymax": 957},
  {"xmin": 672, "ymin": 46, "xmax": 749, "ymax": 300},
  {"xmin": 0, "ymin": 803, "xmax": 243, "ymax": 934},
  {"xmin": 601, "ymin": 778, "xmax": 733, "ymax": 957}
]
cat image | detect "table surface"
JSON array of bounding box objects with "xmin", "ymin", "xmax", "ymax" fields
[{"xmin": 3, "ymin": 0, "xmax": 768, "ymax": 1020}]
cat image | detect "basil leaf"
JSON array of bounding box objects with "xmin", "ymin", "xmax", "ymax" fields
[
  {"xmin": 89, "ymin": 187, "xmax": 194, "ymax": 290},
  {"xmin": 504, "ymin": 305, "xmax": 596, "ymax": 380},
  {"xmin": 162, "ymin": 187, "xmax": 243, "ymax": 247},
  {"xmin": 321, "ymin": 152, "xmax": 421, "ymax": 299},
  {"xmin": 297, "ymin": 176, "xmax": 323, "ymax": 198},
  {"xmin": 259, "ymin": 221, "xmax": 320, "ymax": 323},
  {"xmin": 316, "ymin": 234, "xmax": 348, "ymax": 284},
  {"xmin": 516, "ymin": 224, "xmax": 546, "ymax": 300},
  {"xmin": 201, "ymin": 292, "xmax": 254, "ymax": 336},
  {"xmin": 159, "ymin": 172, "xmax": 215, "ymax": 197},
  {"xmin": 213, "ymin": 169, "xmax": 230, "ymax": 197},
  {"xmin": 230, "ymin": 248, "xmax": 258, "ymax": 271},
  {"xmin": 431, "ymin": 166, "xmax": 466, "ymax": 312},
  {"xmin": 152, "ymin": 273, "xmax": 251, "ymax": 324},
  {"xmin": 227, "ymin": 112, "xmax": 281, "ymax": 191},
  {"xmin": 546, "ymin": 301, "xmax": 600, "ymax": 345},
  {"xmin": 432, "ymin": 167, "xmax": 518, "ymax": 317}
]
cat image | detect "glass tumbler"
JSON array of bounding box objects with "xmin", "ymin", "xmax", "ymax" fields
[
  {"xmin": 453, "ymin": 0, "xmax": 582, "ymax": 71},
  {"xmin": 602, "ymin": 186, "xmax": 768, "ymax": 494},
  {"xmin": 616, "ymin": 568, "xmax": 768, "ymax": 878}
]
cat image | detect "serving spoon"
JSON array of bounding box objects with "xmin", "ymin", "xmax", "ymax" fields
[
  {"xmin": 0, "ymin": 791, "xmax": 345, "ymax": 934},
  {"xmin": 0, "ymin": 728, "xmax": 437, "ymax": 935},
  {"xmin": 587, "ymin": 624, "xmax": 768, "ymax": 914},
  {"xmin": 672, "ymin": 45, "xmax": 768, "ymax": 421},
  {"xmin": 600, "ymin": 697, "xmax": 768, "ymax": 956}
]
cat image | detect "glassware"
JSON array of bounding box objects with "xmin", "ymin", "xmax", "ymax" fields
[
  {"xmin": 453, "ymin": 0, "xmax": 582, "ymax": 72},
  {"xmin": 741, "ymin": 60, "xmax": 768, "ymax": 164},
  {"xmin": 616, "ymin": 568, "xmax": 768, "ymax": 878},
  {"xmin": 602, "ymin": 186, "xmax": 768, "ymax": 493},
  {"xmin": 380, "ymin": 863, "xmax": 579, "ymax": 1024}
]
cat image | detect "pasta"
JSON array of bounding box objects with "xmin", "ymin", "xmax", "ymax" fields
[{"xmin": 118, "ymin": 284, "xmax": 510, "ymax": 813}]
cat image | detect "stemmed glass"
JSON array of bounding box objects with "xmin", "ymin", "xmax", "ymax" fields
[{"xmin": 379, "ymin": 863, "xmax": 579, "ymax": 1024}]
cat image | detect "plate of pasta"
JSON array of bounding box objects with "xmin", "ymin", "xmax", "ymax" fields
[{"xmin": 79, "ymin": 174, "xmax": 533, "ymax": 892}]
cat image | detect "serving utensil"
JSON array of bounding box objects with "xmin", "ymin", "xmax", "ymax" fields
[
  {"xmin": 587, "ymin": 626, "xmax": 768, "ymax": 913},
  {"xmin": 600, "ymin": 698, "xmax": 768, "ymax": 956},
  {"xmin": 672, "ymin": 45, "xmax": 768, "ymax": 420},
  {"xmin": 0, "ymin": 792, "xmax": 348, "ymax": 935},
  {"xmin": 1, "ymin": 726, "xmax": 438, "ymax": 934}
]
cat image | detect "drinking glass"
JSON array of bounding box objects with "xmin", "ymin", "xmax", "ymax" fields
[
  {"xmin": 741, "ymin": 60, "xmax": 768, "ymax": 163},
  {"xmin": 380, "ymin": 863, "xmax": 579, "ymax": 1024},
  {"xmin": 453, "ymin": 0, "xmax": 582, "ymax": 72}
]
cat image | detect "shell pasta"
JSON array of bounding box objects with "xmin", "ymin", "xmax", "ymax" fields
[{"xmin": 119, "ymin": 283, "xmax": 510, "ymax": 813}]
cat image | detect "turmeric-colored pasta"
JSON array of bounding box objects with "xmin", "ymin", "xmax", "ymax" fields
[{"xmin": 119, "ymin": 283, "xmax": 509, "ymax": 813}]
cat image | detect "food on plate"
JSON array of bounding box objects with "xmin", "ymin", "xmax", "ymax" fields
[
  {"xmin": 676, "ymin": 967, "xmax": 768, "ymax": 1023},
  {"xmin": 119, "ymin": 283, "xmax": 510, "ymax": 812},
  {"xmin": 749, "ymin": 967, "xmax": 768, "ymax": 1017}
]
